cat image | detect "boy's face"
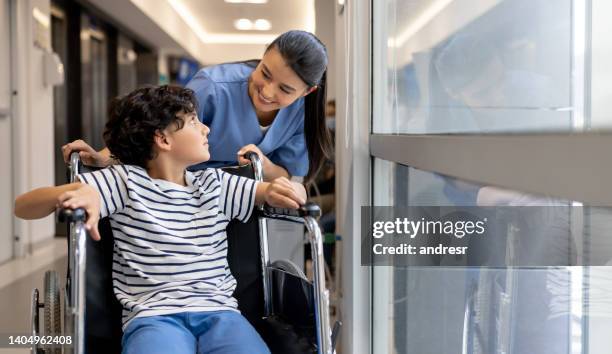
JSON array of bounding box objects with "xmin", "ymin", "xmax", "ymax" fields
[{"xmin": 165, "ymin": 111, "xmax": 210, "ymax": 165}]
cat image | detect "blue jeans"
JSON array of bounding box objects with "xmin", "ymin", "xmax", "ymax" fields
[{"xmin": 121, "ymin": 311, "xmax": 270, "ymax": 354}]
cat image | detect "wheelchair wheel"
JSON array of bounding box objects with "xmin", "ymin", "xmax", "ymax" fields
[
  {"xmin": 43, "ymin": 271, "xmax": 61, "ymax": 354},
  {"xmin": 271, "ymin": 259, "xmax": 308, "ymax": 280},
  {"xmin": 31, "ymin": 288, "xmax": 44, "ymax": 354}
]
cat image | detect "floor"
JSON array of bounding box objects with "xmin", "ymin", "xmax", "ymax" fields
[{"xmin": 0, "ymin": 238, "xmax": 67, "ymax": 354}]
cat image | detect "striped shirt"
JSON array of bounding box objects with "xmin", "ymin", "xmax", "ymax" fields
[{"xmin": 78, "ymin": 165, "xmax": 257, "ymax": 328}]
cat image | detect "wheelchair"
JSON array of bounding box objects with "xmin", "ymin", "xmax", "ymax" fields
[{"xmin": 30, "ymin": 152, "xmax": 341, "ymax": 354}]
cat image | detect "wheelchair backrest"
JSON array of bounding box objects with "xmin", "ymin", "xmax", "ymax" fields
[{"xmin": 78, "ymin": 163, "xmax": 265, "ymax": 347}]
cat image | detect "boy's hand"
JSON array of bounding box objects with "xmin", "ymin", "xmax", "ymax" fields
[
  {"xmin": 62, "ymin": 139, "xmax": 111, "ymax": 167},
  {"xmin": 264, "ymin": 177, "xmax": 306, "ymax": 209},
  {"xmin": 57, "ymin": 184, "xmax": 102, "ymax": 241}
]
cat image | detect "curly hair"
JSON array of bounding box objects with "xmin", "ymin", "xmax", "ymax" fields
[{"xmin": 103, "ymin": 85, "xmax": 198, "ymax": 168}]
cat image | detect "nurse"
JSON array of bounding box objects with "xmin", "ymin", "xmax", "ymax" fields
[{"xmin": 63, "ymin": 30, "xmax": 331, "ymax": 182}]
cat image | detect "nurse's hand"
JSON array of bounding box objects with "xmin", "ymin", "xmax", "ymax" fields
[
  {"xmin": 62, "ymin": 140, "xmax": 113, "ymax": 167},
  {"xmin": 237, "ymin": 144, "xmax": 292, "ymax": 181},
  {"xmin": 237, "ymin": 144, "xmax": 269, "ymax": 167}
]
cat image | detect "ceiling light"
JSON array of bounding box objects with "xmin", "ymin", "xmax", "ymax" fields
[
  {"xmin": 253, "ymin": 19, "xmax": 271, "ymax": 31},
  {"xmin": 224, "ymin": 0, "xmax": 268, "ymax": 4},
  {"xmin": 234, "ymin": 19, "xmax": 253, "ymax": 30},
  {"xmin": 168, "ymin": 0, "xmax": 280, "ymax": 44}
]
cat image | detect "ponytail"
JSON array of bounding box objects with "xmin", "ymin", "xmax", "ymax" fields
[{"xmin": 304, "ymin": 71, "xmax": 332, "ymax": 183}]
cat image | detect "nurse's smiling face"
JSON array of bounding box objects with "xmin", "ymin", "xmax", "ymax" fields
[{"xmin": 248, "ymin": 46, "xmax": 312, "ymax": 113}]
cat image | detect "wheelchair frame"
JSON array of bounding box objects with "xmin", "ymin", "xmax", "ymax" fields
[
  {"xmin": 30, "ymin": 152, "xmax": 337, "ymax": 354},
  {"xmin": 248, "ymin": 152, "xmax": 334, "ymax": 354}
]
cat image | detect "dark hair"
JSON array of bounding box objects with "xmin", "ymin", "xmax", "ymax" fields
[
  {"xmin": 103, "ymin": 85, "xmax": 197, "ymax": 168},
  {"xmin": 267, "ymin": 30, "xmax": 332, "ymax": 182}
]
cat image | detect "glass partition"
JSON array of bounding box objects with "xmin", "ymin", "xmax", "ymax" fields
[
  {"xmin": 372, "ymin": 159, "xmax": 612, "ymax": 353},
  {"xmin": 373, "ymin": 0, "xmax": 578, "ymax": 134}
]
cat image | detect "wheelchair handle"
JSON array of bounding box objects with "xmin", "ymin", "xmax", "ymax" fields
[
  {"xmin": 299, "ymin": 203, "xmax": 321, "ymax": 217},
  {"xmin": 69, "ymin": 151, "xmax": 81, "ymax": 183},
  {"xmin": 243, "ymin": 150, "xmax": 259, "ymax": 161},
  {"xmin": 57, "ymin": 208, "xmax": 87, "ymax": 223},
  {"xmin": 243, "ymin": 151, "xmax": 264, "ymax": 183}
]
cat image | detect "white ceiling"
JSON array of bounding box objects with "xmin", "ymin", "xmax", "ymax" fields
[
  {"xmin": 179, "ymin": 0, "xmax": 315, "ymax": 36},
  {"xmin": 168, "ymin": 0, "xmax": 316, "ymax": 63},
  {"xmin": 85, "ymin": 0, "xmax": 316, "ymax": 64}
]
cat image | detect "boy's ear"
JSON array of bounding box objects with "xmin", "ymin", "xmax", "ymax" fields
[
  {"xmin": 303, "ymin": 86, "xmax": 317, "ymax": 97},
  {"xmin": 153, "ymin": 130, "xmax": 172, "ymax": 151}
]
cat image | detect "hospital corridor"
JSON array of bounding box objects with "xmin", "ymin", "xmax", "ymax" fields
[{"xmin": 2, "ymin": 1, "xmax": 612, "ymax": 353}]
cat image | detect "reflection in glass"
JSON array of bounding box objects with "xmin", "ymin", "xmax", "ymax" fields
[
  {"xmin": 374, "ymin": 0, "xmax": 575, "ymax": 134},
  {"xmin": 371, "ymin": 159, "xmax": 612, "ymax": 353}
]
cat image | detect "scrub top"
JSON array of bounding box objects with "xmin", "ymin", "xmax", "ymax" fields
[{"xmin": 186, "ymin": 62, "xmax": 309, "ymax": 177}]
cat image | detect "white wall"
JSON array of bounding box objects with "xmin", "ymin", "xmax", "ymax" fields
[
  {"xmin": 0, "ymin": 0, "xmax": 13, "ymax": 263},
  {"xmin": 336, "ymin": 1, "xmax": 372, "ymax": 353},
  {"xmin": 13, "ymin": 0, "xmax": 56, "ymax": 253},
  {"xmin": 316, "ymin": 0, "xmax": 336, "ymax": 100}
]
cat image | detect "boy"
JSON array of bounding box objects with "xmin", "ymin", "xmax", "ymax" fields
[{"xmin": 14, "ymin": 85, "xmax": 306, "ymax": 354}]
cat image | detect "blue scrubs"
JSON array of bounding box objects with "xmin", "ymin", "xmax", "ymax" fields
[{"xmin": 186, "ymin": 62, "xmax": 309, "ymax": 177}]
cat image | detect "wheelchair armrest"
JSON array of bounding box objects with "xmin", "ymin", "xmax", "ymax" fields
[
  {"xmin": 57, "ymin": 208, "xmax": 87, "ymax": 223},
  {"xmin": 298, "ymin": 203, "xmax": 321, "ymax": 217},
  {"xmin": 262, "ymin": 202, "xmax": 321, "ymax": 218}
]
